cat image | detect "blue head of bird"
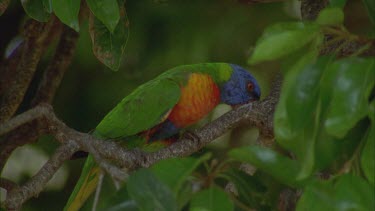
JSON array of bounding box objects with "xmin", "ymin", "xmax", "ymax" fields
[{"xmin": 220, "ymin": 64, "xmax": 261, "ymax": 106}]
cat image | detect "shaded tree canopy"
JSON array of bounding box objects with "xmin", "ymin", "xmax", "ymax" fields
[{"xmin": 0, "ymin": 0, "xmax": 374, "ymax": 210}]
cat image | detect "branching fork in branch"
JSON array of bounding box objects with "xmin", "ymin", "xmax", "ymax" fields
[{"xmin": 0, "ymin": 75, "xmax": 280, "ymax": 210}]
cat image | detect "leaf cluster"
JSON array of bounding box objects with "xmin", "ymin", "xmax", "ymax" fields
[
  {"xmin": 7, "ymin": 0, "xmax": 129, "ymax": 70},
  {"xmin": 90, "ymin": 3, "xmax": 375, "ymax": 211}
]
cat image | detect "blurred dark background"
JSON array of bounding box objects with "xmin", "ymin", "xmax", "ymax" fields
[{"xmin": 0, "ymin": 0, "xmax": 373, "ymax": 210}]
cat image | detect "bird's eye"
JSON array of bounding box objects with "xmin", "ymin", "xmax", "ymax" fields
[{"xmin": 247, "ymin": 82, "xmax": 254, "ymax": 92}]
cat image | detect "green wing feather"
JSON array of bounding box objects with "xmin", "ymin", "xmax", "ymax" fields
[
  {"xmin": 95, "ymin": 63, "xmax": 232, "ymax": 139},
  {"xmin": 64, "ymin": 63, "xmax": 233, "ymax": 211},
  {"xmin": 95, "ymin": 78, "xmax": 181, "ymax": 139}
]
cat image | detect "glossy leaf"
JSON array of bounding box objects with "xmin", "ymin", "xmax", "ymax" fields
[
  {"xmin": 89, "ymin": 1, "xmax": 129, "ymax": 71},
  {"xmin": 316, "ymin": 7, "xmax": 344, "ymax": 26},
  {"xmin": 228, "ymin": 146, "xmax": 305, "ymax": 187},
  {"xmin": 190, "ymin": 187, "xmax": 234, "ymax": 211},
  {"xmin": 286, "ymin": 56, "xmax": 330, "ymax": 131},
  {"xmin": 275, "ymin": 46, "xmax": 328, "ymax": 179},
  {"xmin": 248, "ymin": 22, "xmax": 319, "ymax": 64},
  {"xmin": 21, "ymin": 0, "xmax": 50, "ymax": 22},
  {"xmin": 334, "ymin": 174, "xmax": 375, "ymax": 210},
  {"xmin": 361, "ymin": 100, "xmax": 375, "ymax": 185},
  {"xmin": 324, "ymin": 58, "xmax": 375, "ymax": 138},
  {"xmin": 102, "ymin": 186, "xmax": 138, "ymax": 211},
  {"xmin": 127, "ymin": 169, "xmax": 178, "ymax": 211},
  {"xmin": 151, "ymin": 153, "xmax": 211, "ymax": 193},
  {"xmin": 103, "ymin": 201, "xmax": 138, "ymax": 211},
  {"xmin": 42, "ymin": 0, "xmax": 52, "ymax": 13},
  {"xmin": 87, "ymin": 0, "xmax": 120, "ymax": 32},
  {"xmin": 221, "ymin": 168, "xmax": 267, "ymax": 209},
  {"xmin": 284, "ymin": 57, "xmax": 332, "ymax": 179},
  {"xmin": 297, "ymin": 174, "xmax": 375, "ymax": 211},
  {"xmin": 274, "ymin": 48, "xmax": 319, "ymax": 144},
  {"xmin": 362, "ymin": 0, "xmax": 375, "ymax": 25},
  {"xmin": 329, "ymin": 0, "xmax": 347, "ymax": 8},
  {"xmin": 52, "ymin": 0, "xmax": 80, "ymax": 31},
  {"xmin": 176, "ymin": 181, "xmax": 194, "ymax": 210}
]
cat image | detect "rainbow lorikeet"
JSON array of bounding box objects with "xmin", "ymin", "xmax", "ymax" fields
[{"xmin": 64, "ymin": 63, "xmax": 261, "ymax": 211}]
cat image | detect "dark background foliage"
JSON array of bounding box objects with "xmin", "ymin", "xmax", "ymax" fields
[{"xmin": 0, "ymin": 0, "xmax": 374, "ymax": 210}]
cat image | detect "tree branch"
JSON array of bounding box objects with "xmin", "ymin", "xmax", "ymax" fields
[
  {"xmin": 32, "ymin": 24, "xmax": 79, "ymax": 105},
  {"xmin": 0, "ymin": 77, "xmax": 280, "ymax": 209},
  {"xmin": 0, "ymin": 19, "xmax": 55, "ymax": 123},
  {"xmin": 0, "ymin": 178, "xmax": 18, "ymax": 192},
  {"xmin": 4, "ymin": 141, "xmax": 79, "ymax": 210},
  {"xmin": 1, "ymin": 1, "xmax": 373, "ymax": 210},
  {"xmin": 0, "ymin": 20, "xmax": 78, "ymax": 174}
]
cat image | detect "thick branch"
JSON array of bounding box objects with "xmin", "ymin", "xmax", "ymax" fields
[
  {"xmin": 0, "ymin": 19, "xmax": 54, "ymax": 123},
  {"xmin": 32, "ymin": 25, "xmax": 79, "ymax": 105},
  {"xmin": 0, "ymin": 21, "xmax": 77, "ymax": 173},
  {"xmin": 0, "ymin": 79, "xmax": 279, "ymax": 209}
]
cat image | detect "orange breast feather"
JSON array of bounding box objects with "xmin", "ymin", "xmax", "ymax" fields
[{"xmin": 168, "ymin": 73, "xmax": 220, "ymax": 128}]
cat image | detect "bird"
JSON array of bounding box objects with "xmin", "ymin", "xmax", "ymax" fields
[{"xmin": 64, "ymin": 63, "xmax": 261, "ymax": 211}]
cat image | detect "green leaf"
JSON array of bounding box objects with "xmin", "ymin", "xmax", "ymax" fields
[
  {"xmin": 248, "ymin": 22, "xmax": 319, "ymax": 64},
  {"xmin": 275, "ymin": 46, "xmax": 326, "ymax": 180},
  {"xmin": 362, "ymin": 0, "xmax": 375, "ymax": 26},
  {"xmin": 127, "ymin": 169, "xmax": 178, "ymax": 211},
  {"xmin": 275, "ymin": 48, "xmax": 319, "ymax": 143},
  {"xmin": 87, "ymin": 0, "xmax": 120, "ymax": 32},
  {"xmin": 52, "ymin": 0, "xmax": 80, "ymax": 31},
  {"xmin": 228, "ymin": 146, "xmax": 305, "ymax": 187},
  {"xmin": 103, "ymin": 201, "xmax": 138, "ymax": 211},
  {"xmin": 21, "ymin": 0, "xmax": 50, "ymax": 22},
  {"xmin": 324, "ymin": 57, "xmax": 375, "ymax": 138},
  {"xmin": 151, "ymin": 153, "xmax": 211, "ymax": 193},
  {"xmin": 286, "ymin": 56, "xmax": 331, "ymax": 131},
  {"xmin": 89, "ymin": 1, "xmax": 129, "ymax": 71},
  {"xmin": 190, "ymin": 187, "xmax": 234, "ymax": 211},
  {"xmin": 0, "ymin": 0, "xmax": 10, "ymax": 15},
  {"xmin": 176, "ymin": 181, "xmax": 194, "ymax": 210},
  {"xmin": 296, "ymin": 180, "xmax": 334, "ymax": 210},
  {"xmin": 333, "ymin": 174, "xmax": 375, "ymax": 210},
  {"xmin": 316, "ymin": 7, "xmax": 344, "ymax": 26},
  {"xmin": 42, "ymin": 0, "xmax": 52, "ymax": 13},
  {"xmin": 101, "ymin": 184, "xmax": 138, "ymax": 211},
  {"xmin": 221, "ymin": 168, "xmax": 267, "ymax": 209},
  {"xmin": 361, "ymin": 100, "xmax": 375, "ymax": 185},
  {"xmin": 329, "ymin": 0, "xmax": 347, "ymax": 8},
  {"xmin": 285, "ymin": 57, "xmax": 332, "ymax": 179},
  {"xmin": 297, "ymin": 174, "xmax": 375, "ymax": 211}
]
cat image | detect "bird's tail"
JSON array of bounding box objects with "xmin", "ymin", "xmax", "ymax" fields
[{"xmin": 64, "ymin": 155, "xmax": 100, "ymax": 211}]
